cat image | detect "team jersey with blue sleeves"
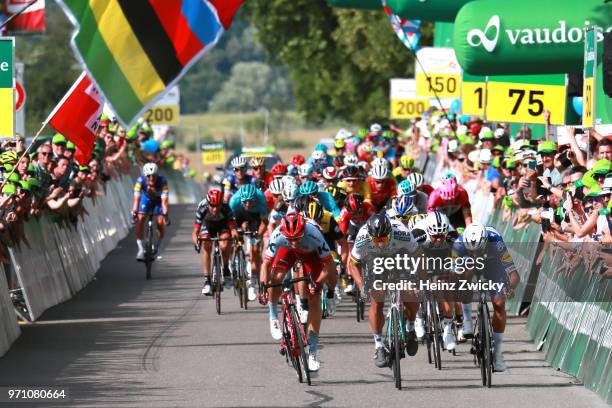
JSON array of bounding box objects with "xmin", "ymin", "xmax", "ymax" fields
[
  {"xmin": 223, "ymin": 173, "xmax": 256, "ymax": 197},
  {"xmin": 229, "ymin": 188, "xmax": 269, "ymax": 218},
  {"xmin": 133, "ymin": 175, "xmax": 169, "ymax": 201},
  {"xmin": 316, "ymin": 191, "xmax": 341, "ymax": 219}
]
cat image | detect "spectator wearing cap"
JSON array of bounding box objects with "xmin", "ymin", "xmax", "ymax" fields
[
  {"xmin": 479, "ymin": 127, "xmax": 495, "ymax": 150},
  {"xmin": 52, "ymin": 133, "xmax": 67, "ymax": 159},
  {"xmin": 538, "ymin": 140, "xmax": 562, "ymax": 186}
]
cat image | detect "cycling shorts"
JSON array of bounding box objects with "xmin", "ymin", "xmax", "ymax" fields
[
  {"xmin": 138, "ymin": 195, "xmax": 163, "ymax": 215},
  {"xmin": 347, "ymin": 223, "xmax": 362, "ymax": 243},
  {"xmin": 200, "ymin": 221, "xmax": 230, "ymax": 238},
  {"xmin": 448, "ymin": 211, "xmax": 466, "ymax": 230}
]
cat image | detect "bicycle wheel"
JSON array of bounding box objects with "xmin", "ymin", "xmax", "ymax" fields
[
  {"xmin": 355, "ymin": 287, "xmax": 361, "ymax": 322},
  {"xmin": 391, "ymin": 307, "xmax": 402, "ymax": 390},
  {"xmin": 240, "ymin": 250, "xmax": 248, "ymax": 310},
  {"xmin": 213, "ymin": 255, "xmax": 222, "ymax": 315},
  {"xmin": 291, "ymin": 306, "xmax": 311, "ymax": 386},
  {"xmin": 422, "ymin": 301, "xmax": 432, "ymax": 364},
  {"xmin": 482, "ymin": 302, "xmax": 493, "ymax": 387},
  {"xmin": 283, "ymin": 311, "xmax": 302, "ymax": 383},
  {"xmin": 430, "ymin": 298, "xmax": 442, "ymax": 370},
  {"xmin": 321, "ymin": 286, "xmax": 328, "ymax": 319}
]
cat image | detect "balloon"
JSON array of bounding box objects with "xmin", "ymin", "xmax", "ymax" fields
[
  {"xmin": 142, "ymin": 138, "xmax": 160, "ymax": 153},
  {"xmin": 459, "ymin": 115, "xmax": 471, "ymax": 123},
  {"xmin": 450, "ymin": 99, "xmax": 462, "ymax": 115},
  {"xmin": 572, "ymin": 97, "xmax": 583, "ymax": 116}
]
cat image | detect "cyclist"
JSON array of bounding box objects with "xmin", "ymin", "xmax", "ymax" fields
[
  {"xmin": 392, "ymin": 155, "xmax": 416, "ymax": 183},
  {"xmin": 265, "ymin": 179, "xmax": 286, "ymax": 242},
  {"xmin": 338, "ymin": 193, "xmax": 376, "ymax": 293},
  {"xmin": 452, "ymin": 223, "xmax": 520, "ymax": 372},
  {"xmin": 366, "ymin": 164, "xmax": 396, "ymax": 212},
  {"xmin": 385, "ymin": 194, "xmax": 415, "ymax": 230},
  {"xmin": 229, "ymin": 184, "xmax": 269, "ymax": 300},
  {"xmin": 408, "ymin": 172, "xmax": 434, "ymax": 196},
  {"xmin": 298, "ymin": 180, "xmax": 341, "ymax": 219},
  {"xmin": 348, "ymin": 214, "xmax": 421, "ymax": 368},
  {"xmin": 298, "ymin": 163, "xmax": 315, "ymax": 184},
  {"xmin": 301, "ymin": 200, "xmax": 347, "ymax": 316},
  {"xmin": 193, "ymin": 189, "xmax": 239, "ymax": 295},
  {"xmin": 428, "ymin": 172, "xmax": 473, "ymax": 230},
  {"xmin": 223, "ymin": 156, "xmax": 254, "ymax": 203},
  {"xmin": 397, "ymin": 179, "xmax": 428, "ymax": 214},
  {"xmin": 249, "ymin": 156, "xmax": 271, "ymax": 190},
  {"xmin": 262, "ymin": 213, "xmax": 335, "ymax": 372},
  {"xmin": 132, "ymin": 163, "xmax": 169, "ymax": 261},
  {"xmin": 411, "ymin": 211, "xmax": 461, "ymax": 349},
  {"xmin": 338, "ymin": 166, "xmax": 371, "ymax": 201}
]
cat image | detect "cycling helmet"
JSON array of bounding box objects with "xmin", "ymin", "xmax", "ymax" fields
[
  {"xmin": 239, "ymin": 184, "xmax": 257, "ymax": 202},
  {"xmin": 207, "ymin": 189, "xmax": 223, "ymax": 206},
  {"xmin": 371, "ymin": 157, "xmax": 389, "ymax": 168},
  {"xmin": 407, "ymin": 213, "xmax": 427, "ymax": 230},
  {"xmin": 463, "ymin": 223, "xmax": 488, "ymax": 252},
  {"xmin": 249, "ymin": 156, "xmax": 265, "ymax": 167},
  {"xmin": 344, "ymin": 193, "xmax": 364, "ymax": 213},
  {"xmin": 367, "ymin": 213, "xmax": 392, "ymax": 238},
  {"xmin": 397, "ymin": 179, "xmax": 415, "ymax": 196},
  {"xmin": 357, "ymin": 128, "xmax": 368, "ymax": 138},
  {"xmin": 362, "ymin": 142, "xmax": 374, "ymax": 153},
  {"xmin": 231, "ymin": 156, "xmax": 247, "ymax": 169},
  {"xmin": 268, "ymin": 179, "xmax": 284, "ymax": 195},
  {"xmin": 394, "ymin": 194, "xmax": 414, "ymax": 217},
  {"xmin": 143, "ymin": 162, "xmax": 159, "ymax": 176},
  {"xmin": 282, "ymin": 182, "xmax": 298, "ymax": 202},
  {"xmin": 407, "ymin": 173, "xmax": 424, "ymax": 188},
  {"xmin": 424, "ymin": 211, "xmax": 450, "ymax": 236},
  {"xmin": 0, "ymin": 150, "xmax": 18, "ymax": 164},
  {"xmin": 334, "ymin": 139, "xmax": 345, "ymax": 149},
  {"xmin": 322, "ymin": 166, "xmax": 338, "ymax": 181},
  {"xmin": 335, "ymin": 129, "xmax": 350, "ymax": 140},
  {"xmin": 299, "ymin": 180, "xmax": 318, "ymax": 196},
  {"xmin": 440, "ymin": 177, "xmax": 458, "ymax": 201},
  {"xmin": 370, "ymin": 164, "xmax": 389, "ymax": 180},
  {"xmin": 311, "ymin": 150, "xmax": 326, "ymax": 161},
  {"xmin": 281, "ymin": 213, "xmax": 306, "ymax": 240},
  {"xmin": 303, "ymin": 200, "xmax": 324, "ymax": 222},
  {"xmin": 400, "ymin": 155, "xmax": 415, "ymax": 170},
  {"xmin": 282, "ymin": 175, "xmax": 296, "ymax": 187},
  {"xmin": 298, "ymin": 163, "xmax": 314, "ymax": 178},
  {"xmin": 294, "ymin": 194, "xmax": 314, "ymax": 213},
  {"xmin": 344, "ymin": 154, "xmax": 359, "ymax": 166},
  {"xmin": 271, "ymin": 163, "xmax": 288, "ymax": 176},
  {"xmin": 342, "ymin": 165, "xmax": 360, "ymax": 180},
  {"xmin": 291, "ymin": 154, "xmax": 306, "ymax": 166},
  {"xmin": 370, "ymin": 123, "xmax": 382, "ymax": 133},
  {"xmin": 314, "ymin": 143, "xmax": 328, "ymax": 153}
]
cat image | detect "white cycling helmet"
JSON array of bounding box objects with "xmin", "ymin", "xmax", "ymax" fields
[
  {"xmin": 463, "ymin": 223, "xmax": 488, "ymax": 252},
  {"xmin": 370, "ymin": 123, "xmax": 382, "ymax": 133},
  {"xmin": 370, "ymin": 164, "xmax": 389, "ymax": 180},
  {"xmin": 298, "ymin": 163, "xmax": 313, "ymax": 177},
  {"xmin": 230, "ymin": 155, "xmax": 247, "ymax": 169},
  {"xmin": 407, "ymin": 172, "xmax": 424, "ymax": 188},
  {"xmin": 344, "ymin": 154, "xmax": 359, "ymax": 166},
  {"xmin": 282, "ymin": 182, "xmax": 298, "ymax": 202},
  {"xmin": 425, "ymin": 211, "xmax": 450, "ymax": 236},
  {"xmin": 269, "ymin": 179, "xmax": 284, "ymax": 195},
  {"xmin": 143, "ymin": 162, "xmax": 159, "ymax": 176},
  {"xmin": 371, "ymin": 157, "xmax": 389, "ymax": 168},
  {"xmin": 311, "ymin": 150, "xmax": 326, "ymax": 161}
]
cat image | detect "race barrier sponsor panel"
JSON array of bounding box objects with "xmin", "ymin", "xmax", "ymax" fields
[{"xmin": 0, "ymin": 264, "xmax": 19, "ymax": 358}]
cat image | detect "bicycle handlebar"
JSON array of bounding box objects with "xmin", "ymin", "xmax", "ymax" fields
[{"xmin": 261, "ymin": 275, "xmax": 312, "ymax": 291}]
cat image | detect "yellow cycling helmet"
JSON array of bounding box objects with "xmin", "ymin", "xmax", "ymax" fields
[
  {"xmin": 400, "ymin": 155, "xmax": 415, "ymax": 170},
  {"xmin": 249, "ymin": 156, "xmax": 266, "ymax": 167},
  {"xmin": 407, "ymin": 213, "xmax": 427, "ymax": 230}
]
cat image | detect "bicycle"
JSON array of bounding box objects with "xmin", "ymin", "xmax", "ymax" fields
[
  {"xmin": 230, "ymin": 237, "xmax": 248, "ymax": 309},
  {"xmin": 197, "ymin": 236, "xmax": 231, "ymax": 315},
  {"xmin": 384, "ymin": 287, "xmax": 405, "ymax": 390},
  {"xmin": 420, "ymin": 271, "xmax": 442, "ymax": 370},
  {"xmin": 142, "ymin": 212, "xmax": 156, "ymax": 280},
  {"xmin": 354, "ymin": 286, "xmax": 365, "ymax": 322},
  {"xmin": 470, "ymin": 270, "xmax": 495, "ymax": 387},
  {"xmin": 239, "ymin": 229, "xmax": 260, "ymax": 302},
  {"xmin": 261, "ymin": 275, "xmax": 313, "ymax": 386}
]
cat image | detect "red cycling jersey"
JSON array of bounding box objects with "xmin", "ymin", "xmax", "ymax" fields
[
  {"xmin": 427, "ymin": 185, "xmax": 471, "ymax": 215},
  {"xmin": 366, "ymin": 177, "xmax": 396, "ymax": 210},
  {"xmin": 418, "ymin": 184, "xmax": 434, "ymax": 196},
  {"xmin": 338, "ymin": 201, "xmax": 376, "ymax": 234}
]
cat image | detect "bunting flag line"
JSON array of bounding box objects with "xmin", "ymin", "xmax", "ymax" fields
[
  {"xmin": 57, "ymin": 0, "xmax": 245, "ymax": 126},
  {"xmin": 3, "ymin": 0, "xmax": 46, "ymax": 34},
  {"xmin": 382, "ymin": 1, "xmax": 420, "ymax": 52}
]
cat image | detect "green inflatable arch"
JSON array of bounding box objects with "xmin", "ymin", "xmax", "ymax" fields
[
  {"xmin": 386, "ymin": 0, "xmax": 471, "ymax": 23},
  {"xmin": 327, "ymin": 0, "xmax": 381, "ymax": 9},
  {"xmin": 453, "ymin": 0, "xmax": 609, "ymax": 75}
]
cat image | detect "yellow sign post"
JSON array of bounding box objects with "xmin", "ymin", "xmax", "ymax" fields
[
  {"xmin": 201, "ymin": 143, "xmax": 226, "ymax": 165},
  {"xmin": 389, "ymin": 78, "xmax": 430, "ymax": 119},
  {"xmin": 415, "ymin": 47, "xmax": 462, "ymax": 99},
  {"xmin": 0, "ymin": 37, "xmax": 15, "ymax": 138}
]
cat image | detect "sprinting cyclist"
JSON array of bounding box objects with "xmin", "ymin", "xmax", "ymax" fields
[
  {"xmin": 367, "ymin": 164, "xmax": 396, "ymax": 212},
  {"xmin": 193, "ymin": 189, "xmax": 239, "ymax": 295},
  {"xmin": 298, "ymin": 180, "xmax": 341, "ymax": 219},
  {"xmin": 397, "ymin": 179, "xmax": 428, "ymax": 214},
  {"xmin": 132, "ymin": 163, "xmax": 169, "ymax": 261},
  {"xmin": 249, "ymin": 156, "xmax": 271, "ymax": 190},
  {"xmin": 428, "ymin": 172, "xmax": 472, "ymax": 230},
  {"xmin": 223, "ymin": 156, "xmax": 254, "ymax": 203}
]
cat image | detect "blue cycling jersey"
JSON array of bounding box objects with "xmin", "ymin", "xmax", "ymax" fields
[
  {"xmin": 316, "ymin": 191, "xmax": 341, "ymax": 219},
  {"xmin": 223, "ymin": 173, "xmax": 256, "ymax": 197},
  {"xmin": 229, "ymin": 188, "xmax": 269, "ymax": 218},
  {"xmin": 134, "ymin": 175, "xmax": 169, "ymax": 201}
]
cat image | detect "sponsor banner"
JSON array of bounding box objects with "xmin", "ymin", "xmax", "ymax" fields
[
  {"xmin": 201, "ymin": 142, "xmax": 225, "ymax": 165},
  {"xmin": 453, "ymin": 0, "xmax": 607, "ymax": 75},
  {"xmin": 389, "ymin": 78, "xmax": 429, "ymax": 119},
  {"xmin": 415, "ymin": 47, "xmax": 461, "ymax": 98}
]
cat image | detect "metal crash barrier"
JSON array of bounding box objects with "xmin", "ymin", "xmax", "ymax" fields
[{"xmin": 0, "ymin": 169, "xmax": 201, "ymax": 357}]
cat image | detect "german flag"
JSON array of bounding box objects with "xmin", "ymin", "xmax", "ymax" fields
[{"xmin": 59, "ymin": 0, "xmax": 245, "ymax": 126}]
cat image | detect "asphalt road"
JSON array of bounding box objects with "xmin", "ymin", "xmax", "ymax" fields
[{"xmin": 0, "ymin": 204, "xmax": 607, "ymax": 408}]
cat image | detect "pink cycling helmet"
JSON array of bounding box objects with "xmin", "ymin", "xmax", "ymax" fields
[{"xmin": 440, "ymin": 177, "xmax": 458, "ymax": 201}]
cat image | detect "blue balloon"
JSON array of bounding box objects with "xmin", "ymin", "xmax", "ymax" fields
[
  {"xmin": 450, "ymin": 98, "xmax": 462, "ymax": 115},
  {"xmin": 572, "ymin": 96, "xmax": 583, "ymax": 116},
  {"xmin": 142, "ymin": 138, "xmax": 160, "ymax": 153},
  {"xmin": 459, "ymin": 114, "xmax": 471, "ymax": 123}
]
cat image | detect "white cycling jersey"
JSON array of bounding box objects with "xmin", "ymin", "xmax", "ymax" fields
[
  {"xmin": 265, "ymin": 222, "xmax": 331, "ymax": 261},
  {"xmin": 350, "ymin": 220, "xmax": 419, "ymax": 262}
]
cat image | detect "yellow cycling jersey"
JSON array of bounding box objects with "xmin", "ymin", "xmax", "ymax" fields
[{"xmin": 337, "ymin": 180, "xmax": 372, "ymax": 201}]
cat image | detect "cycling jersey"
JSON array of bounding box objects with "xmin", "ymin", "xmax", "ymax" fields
[
  {"xmin": 366, "ymin": 177, "xmax": 396, "ymax": 211},
  {"xmin": 324, "ymin": 185, "xmax": 348, "ymax": 209},
  {"xmin": 194, "ymin": 199, "xmax": 236, "ymax": 237},
  {"xmin": 350, "ymin": 221, "xmax": 419, "ymax": 263},
  {"xmin": 134, "ymin": 175, "xmax": 169, "ymax": 215},
  {"xmin": 265, "ymin": 223, "xmax": 332, "ymax": 264},
  {"xmin": 229, "ymin": 188, "xmax": 269, "ymax": 231},
  {"xmin": 427, "ymin": 185, "xmax": 471, "ymax": 216},
  {"xmin": 452, "ymin": 226, "xmax": 516, "ymax": 295},
  {"xmin": 310, "ymin": 191, "xmax": 341, "ymax": 219},
  {"xmin": 337, "ymin": 180, "xmax": 372, "ymax": 201},
  {"xmin": 418, "ymin": 184, "xmax": 434, "ymax": 196},
  {"xmin": 222, "ymin": 173, "xmax": 256, "ymax": 198},
  {"xmin": 338, "ymin": 201, "xmax": 377, "ymax": 241},
  {"xmin": 309, "ymin": 210, "xmax": 344, "ymax": 252}
]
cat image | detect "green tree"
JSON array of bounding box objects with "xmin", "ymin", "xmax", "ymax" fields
[{"xmin": 245, "ymin": 0, "xmax": 428, "ymax": 124}]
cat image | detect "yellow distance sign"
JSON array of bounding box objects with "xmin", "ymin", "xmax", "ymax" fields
[
  {"xmin": 582, "ymin": 77, "xmax": 595, "ymax": 128},
  {"xmin": 144, "ymin": 105, "xmax": 179, "ymax": 125},
  {"xmin": 201, "ymin": 148, "xmax": 226, "ymax": 165},
  {"xmin": 461, "ymin": 81, "xmax": 486, "ymax": 116},
  {"xmin": 416, "ymin": 73, "xmax": 461, "ymax": 98},
  {"xmin": 390, "ymin": 98, "xmax": 429, "ymax": 119},
  {"xmin": 0, "ymin": 88, "xmax": 13, "ymax": 138},
  {"xmin": 486, "ymin": 82, "xmax": 566, "ymax": 125}
]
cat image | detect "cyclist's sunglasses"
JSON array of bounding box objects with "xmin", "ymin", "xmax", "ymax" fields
[
  {"xmin": 145, "ymin": 174, "xmax": 157, "ymax": 179},
  {"xmin": 241, "ymin": 199, "xmax": 254, "ymax": 205},
  {"xmin": 430, "ymin": 233, "xmax": 446, "ymax": 240},
  {"xmin": 370, "ymin": 233, "xmax": 391, "ymax": 243},
  {"xmin": 233, "ymin": 167, "xmax": 245, "ymax": 172},
  {"xmin": 287, "ymin": 235, "xmax": 303, "ymax": 243}
]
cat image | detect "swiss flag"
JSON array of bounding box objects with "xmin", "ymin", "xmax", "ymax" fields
[
  {"xmin": 5, "ymin": 0, "xmax": 45, "ymax": 33},
  {"xmin": 47, "ymin": 72, "xmax": 103, "ymax": 165}
]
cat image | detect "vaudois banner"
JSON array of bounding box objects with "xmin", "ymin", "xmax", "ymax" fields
[{"xmin": 453, "ymin": 0, "xmax": 609, "ymax": 75}]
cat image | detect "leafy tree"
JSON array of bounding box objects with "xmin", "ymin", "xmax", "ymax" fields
[{"xmin": 245, "ymin": 0, "xmax": 429, "ymax": 124}]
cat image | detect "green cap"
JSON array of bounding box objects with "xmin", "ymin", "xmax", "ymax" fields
[
  {"xmin": 161, "ymin": 140, "xmax": 174, "ymax": 149},
  {"xmin": 2, "ymin": 184, "xmax": 16, "ymax": 195},
  {"xmin": 503, "ymin": 158, "xmax": 518, "ymax": 170},
  {"xmin": 141, "ymin": 124, "xmax": 153, "ymax": 135},
  {"xmin": 357, "ymin": 129, "xmax": 368, "ymax": 138},
  {"xmin": 493, "ymin": 145, "xmax": 505, "ymax": 152},
  {"xmin": 165, "ymin": 156, "xmax": 176, "ymax": 165},
  {"xmin": 7, "ymin": 172, "xmax": 20, "ymax": 183},
  {"xmin": 480, "ymin": 130, "xmax": 494, "ymax": 140},
  {"xmin": 26, "ymin": 163, "xmax": 35, "ymax": 175},
  {"xmin": 18, "ymin": 180, "xmax": 31, "ymax": 193},
  {"xmin": 537, "ymin": 141, "xmax": 557, "ymax": 154},
  {"xmin": 126, "ymin": 127, "xmax": 138, "ymax": 140},
  {"xmin": 78, "ymin": 165, "xmax": 91, "ymax": 173},
  {"xmin": 592, "ymin": 159, "xmax": 612, "ymax": 175},
  {"xmin": 3, "ymin": 163, "xmax": 14, "ymax": 172},
  {"xmin": 52, "ymin": 133, "xmax": 67, "ymax": 145},
  {"xmin": 27, "ymin": 177, "xmax": 40, "ymax": 189},
  {"xmin": 66, "ymin": 141, "xmax": 76, "ymax": 151}
]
